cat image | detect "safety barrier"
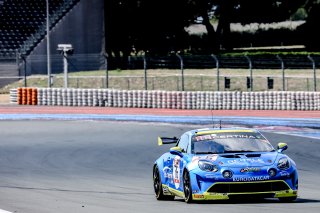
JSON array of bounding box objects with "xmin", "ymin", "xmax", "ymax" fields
[
  {"xmin": 11, "ymin": 88, "xmax": 320, "ymax": 110},
  {"xmin": 15, "ymin": 87, "xmax": 38, "ymax": 105},
  {"xmin": 9, "ymin": 88, "xmax": 18, "ymax": 104}
]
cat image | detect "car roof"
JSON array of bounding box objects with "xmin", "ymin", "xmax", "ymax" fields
[{"xmin": 186, "ymin": 127, "xmax": 259, "ymax": 136}]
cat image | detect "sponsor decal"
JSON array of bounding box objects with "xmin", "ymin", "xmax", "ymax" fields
[
  {"xmin": 280, "ymin": 171, "xmax": 290, "ymax": 177},
  {"xmin": 228, "ymin": 158, "xmax": 265, "ymax": 164},
  {"xmin": 205, "ymin": 174, "xmax": 217, "ymax": 179},
  {"xmin": 163, "ymin": 166, "xmax": 172, "ymax": 178},
  {"xmin": 240, "ymin": 167, "xmax": 261, "ymax": 173},
  {"xmin": 194, "ymin": 134, "xmax": 215, "ymax": 141},
  {"xmin": 164, "ymin": 173, "xmax": 173, "ymax": 179},
  {"xmin": 194, "ymin": 194, "xmax": 205, "ymax": 199},
  {"xmin": 206, "ymin": 154, "xmax": 218, "ymax": 161},
  {"xmin": 194, "ymin": 133, "xmax": 261, "ymax": 142},
  {"xmin": 173, "ymin": 156, "xmax": 181, "ymax": 189},
  {"xmin": 192, "ymin": 155, "xmax": 218, "ymax": 163},
  {"xmin": 215, "ymin": 134, "xmax": 260, "ymax": 139},
  {"xmin": 232, "ymin": 176, "xmax": 270, "ymax": 182}
]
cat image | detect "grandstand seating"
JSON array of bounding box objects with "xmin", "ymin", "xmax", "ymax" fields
[
  {"xmin": 0, "ymin": 0, "xmax": 80, "ymax": 59},
  {"xmin": 0, "ymin": 0, "xmax": 80, "ymax": 88}
]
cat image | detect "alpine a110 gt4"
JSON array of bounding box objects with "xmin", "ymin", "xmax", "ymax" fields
[{"xmin": 153, "ymin": 127, "xmax": 298, "ymax": 203}]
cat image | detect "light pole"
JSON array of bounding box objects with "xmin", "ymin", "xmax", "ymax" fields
[
  {"xmin": 46, "ymin": 0, "xmax": 51, "ymax": 87},
  {"xmin": 57, "ymin": 44, "xmax": 73, "ymax": 88}
]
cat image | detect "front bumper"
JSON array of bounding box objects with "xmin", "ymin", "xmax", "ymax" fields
[
  {"xmin": 192, "ymin": 180, "xmax": 298, "ymax": 200},
  {"xmin": 188, "ymin": 165, "xmax": 298, "ymax": 201}
]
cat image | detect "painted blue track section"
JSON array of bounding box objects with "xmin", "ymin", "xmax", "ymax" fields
[{"xmin": 1, "ymin": 114, "xmax": 320, "ymax": 129}]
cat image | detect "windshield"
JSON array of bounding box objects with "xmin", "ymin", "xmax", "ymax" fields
[{"xmin": 191, "ymin": 131, "xmax": 275, "ymax": 154}]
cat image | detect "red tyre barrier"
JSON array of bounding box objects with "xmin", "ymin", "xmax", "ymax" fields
[
  {"xmin": 27, "ymin": 88, "xmax": 33, "ymax": 105},
  {"xmin": 17, "ymin": 87, "xmax": 23, "ymax": 105},
  {"xmin": 22, "ymin": 88, "xmax": 27, "ymax": 105},
  {"xmin": 32, "ymin": 88, "xmax": 38, "ymax": 105},
  {"xmin": 16, "ymin": 87, "xmax": 38, "ymax": 105}
]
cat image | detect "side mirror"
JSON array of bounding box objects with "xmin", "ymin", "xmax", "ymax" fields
[
  {"xmin": 277, "ymin": 142, "xmax": 288, "ymax": 153},
  {"xmin": 170, "ymin": 147, "xmax": 183, "ymax": 157}
]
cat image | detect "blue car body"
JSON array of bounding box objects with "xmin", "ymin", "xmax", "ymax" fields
[{"xmin": 153, "ymin": 127, "xmax": 298, "ymax": 203}]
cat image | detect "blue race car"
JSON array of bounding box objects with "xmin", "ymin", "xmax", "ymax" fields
[{"xmin": 153, "ymin": 127, "xmax": 298, "ymax": 203}]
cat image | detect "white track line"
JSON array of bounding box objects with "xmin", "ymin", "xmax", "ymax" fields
[{"xmin": 0, "ymin": 209, "xmax": 12, "ymax": 213}]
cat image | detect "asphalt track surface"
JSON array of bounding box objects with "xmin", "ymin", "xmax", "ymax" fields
[{"xmin": 0, "ymin": 106, "xmax": 320, "ymax": 212}]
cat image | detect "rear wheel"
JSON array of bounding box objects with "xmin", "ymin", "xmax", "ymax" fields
[
  {"xmin": 153, "ymin": 165, "xmax": 174, "ymax": 200},
  {"xmin": 183, "ymin": 170, "xmax": 193, "ymax": 203}
]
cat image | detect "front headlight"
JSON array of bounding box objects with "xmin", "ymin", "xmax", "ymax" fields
[
  {"xmin": 198, "ymin": 160, "xmax": 218, "ymax": 172},
  {"xmin": 277, "ymin": 157, "xmax": 290, "ymax": 170}
]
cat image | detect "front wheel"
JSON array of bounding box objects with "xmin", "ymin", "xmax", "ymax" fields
[
  {"xmin": 183, "ymin": 170, "xmax": 193, "ymax": 203},
  {"xmin": 153, "ymin": 165, "xmax": 174, "ymax": 200}
]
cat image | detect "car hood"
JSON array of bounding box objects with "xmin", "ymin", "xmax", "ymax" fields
[{"xmin": 194, "ymin": 152, "xmax": 278, "ymax": 167}]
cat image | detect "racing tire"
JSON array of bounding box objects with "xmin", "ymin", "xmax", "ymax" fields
[
  {"xmin": 278, "ymin": 196, "xmax": 297, "ymax": 202},
  {"xmin": 153, "ymin": 165, "xmax": 175, "ymax": 201},
  {"xmin": 183, "ymin": 170, "xmax": 193, "ymax": 203}
]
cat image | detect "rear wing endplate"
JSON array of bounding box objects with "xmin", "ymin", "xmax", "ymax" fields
[{"xmin": 157, "ymin": 137, "xmax": 178, "ymax": 146}]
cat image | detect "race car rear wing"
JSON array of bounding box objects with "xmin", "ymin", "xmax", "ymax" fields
[{"xmin": 157, "ymin": 136, "xmax": 178, "ymax": 146}]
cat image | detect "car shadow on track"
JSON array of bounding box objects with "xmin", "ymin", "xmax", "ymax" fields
[{"xmin": 174, "ymin": 197, "xmax": 320, "ymax": 204}]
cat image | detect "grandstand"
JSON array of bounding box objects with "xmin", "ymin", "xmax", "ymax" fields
[{"xmin": 0, "ymin": 0, "xmax": 104, "ymax": 87}]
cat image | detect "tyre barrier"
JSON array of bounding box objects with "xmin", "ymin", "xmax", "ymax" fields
[
  {"xmin": 9, "ymin": 88, "xmax": 18, "ymax": 104},
  {"xmin": 16, "ymin": 87, "xmax": 38, "ymax": 105},
  {"xmin": 10, "ymin": 88, "xmax": 320, "ymax": 110}
]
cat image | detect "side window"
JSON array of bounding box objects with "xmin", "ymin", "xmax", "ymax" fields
[{"xmin": 177, "ymin": 133, "xmax": 189, "ymax": 153}]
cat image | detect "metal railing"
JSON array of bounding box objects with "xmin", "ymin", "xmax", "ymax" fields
[{"xmin": 1, "ymin": 54, "xmax": 320, "ymax": 92}]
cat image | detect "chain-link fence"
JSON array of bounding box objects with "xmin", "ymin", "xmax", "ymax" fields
[
  {"xmin": 1, "ymin": 54, "xmax": 320, "ymax": 92},
  {"xmin": 2, "ymin": 68, "xmax": 319, "ymax": 93}
]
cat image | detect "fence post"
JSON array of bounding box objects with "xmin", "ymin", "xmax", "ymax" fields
[
  {"xmin": 103, "ymin": 53, "xmax": 109, "ymax": 88},
  {"xmin": 244, "ymin": 55, "xmax": 253, "ymax": 91},
  {"xmin": 46, "ymin": 0, "xmax": 52, "ymax": 88},
  {"xmin": 176, "ymin": 53, "xmax": 184, "ymax": 91},
  {"xmin": 307, "ymin": 55, "xmax": 317, "ymax": 91},
  {"xmin": 211, "ymin": 54, "xmax": 220, "ymax": 91},
  {"xmin": 63, "ymin": 52, "xmax": 68, "ymax": 88},
  {"xmin": 144, "ymin": 55, "xmax": 147, "ymax": 90},
  {"xmin": 276, "ymin": 55, "xmax": 285, "ymax": 91}
]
